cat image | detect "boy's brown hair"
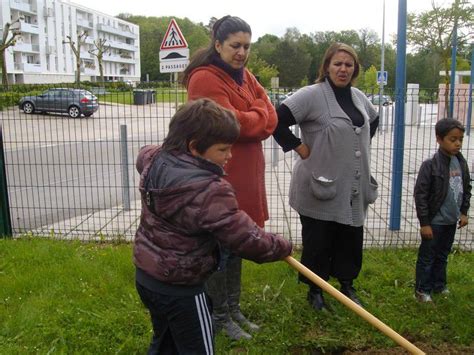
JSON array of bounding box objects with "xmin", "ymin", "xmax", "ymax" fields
[{"xmin": 163, "ymin": 98, "xmax": 240, "ymax": 154}]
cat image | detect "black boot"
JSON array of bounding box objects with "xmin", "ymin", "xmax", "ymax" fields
[
  {"xmin": 307, "ymin": 288, "xmax": 330, "ymax": 312},
  {"xmin": 206, "ymin": 268, "xmax": 251, "ymax": 340},
  {"xmin": 340, "ymin": 280, "xmax": 363, "ymax": 307},
  {"xmin": 227, "ymin": 255, "xmax": 260, "ymax": 332}
]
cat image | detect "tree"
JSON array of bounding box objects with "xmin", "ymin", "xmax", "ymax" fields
[
  {"xmin": 355, "ymin": 28, "xmax": 380, "ymax": 71},
  {"xmin": 63, "ymin": 31, "xmax": 88, "ymax": 84},
  {"xmin": 363, "ymin": 65, "xmax": 378, "ymax": 93},
  {"xmin": 0, "ymin": 17, "xmax": 23, "ymax": 87},
  {"xmin": 247, "ymin": 49, "xmax": 278, "ymax": 87},
  {"xmin": 88, "ymin": 38, "xmax": 111, "ymax": 84},
  {"xmin": 407, "ymin": 0, "xmax": 474, "ymax": 112},
  {"xmin": 266, "ymin": 29, "xmax": 312, "ymax": 87}
]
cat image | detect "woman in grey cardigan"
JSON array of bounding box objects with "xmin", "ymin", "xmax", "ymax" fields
[{"xmin": 273, "ymin": 43, "xmax": 379, "ymax": 311}]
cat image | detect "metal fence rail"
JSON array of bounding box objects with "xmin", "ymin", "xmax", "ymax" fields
[{"xmin": 1, "ymin": 83, "xmax": 473, "ymax": 249}]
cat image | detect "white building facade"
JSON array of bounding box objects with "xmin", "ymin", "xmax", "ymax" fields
[{"xmin": 0, "ymin": 0, "xmax": 140, "ymax": 84}]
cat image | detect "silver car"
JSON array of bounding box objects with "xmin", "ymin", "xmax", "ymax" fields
[{"xmin": 19, "ymin": 88, "xmax": 99, "ymax": 118}]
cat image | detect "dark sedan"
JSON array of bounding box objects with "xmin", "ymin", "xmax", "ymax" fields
[{"xmin": 19, "ymin": 88, "xmax": 99, "ymax": 118}]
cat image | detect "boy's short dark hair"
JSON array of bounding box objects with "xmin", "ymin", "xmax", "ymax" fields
[
  {"xmin": 162, "ymin": 98, "xmax": 240, "ymax": 154},
  {"xmin": 435, "ymin": 118, "xmax": 465, "ymax": 139}
]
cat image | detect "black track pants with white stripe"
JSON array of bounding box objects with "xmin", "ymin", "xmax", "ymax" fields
[{"xmin": 136, "ymin": 282, "xmax": 214, "ymax": 354}]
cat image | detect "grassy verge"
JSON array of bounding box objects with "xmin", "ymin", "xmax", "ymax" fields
[
  {"xmin": 0, "ymin": 238, "xmax": 472, "ymax": 354},
  {"xmin": 98, "ymin": 88, "xmax": 187, "ymax": 105}
]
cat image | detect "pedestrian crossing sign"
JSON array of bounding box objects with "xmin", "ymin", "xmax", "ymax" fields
[
  {"xmin": 160, "ymin": 19, "xmax": 188, "ymax": 50},
  {"xmin": 377, "ymin": 71, "xmax": 388, "ymax": 85}
]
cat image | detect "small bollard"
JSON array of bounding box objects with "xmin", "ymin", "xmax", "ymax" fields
[{"xmin": 120, "ymin": 125, "xmax": 131, "ymax": 211}]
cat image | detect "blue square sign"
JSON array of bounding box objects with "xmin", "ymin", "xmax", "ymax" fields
[{"xmin": 377, "ymin": 71, "xmax": 388, "ymax": 85}]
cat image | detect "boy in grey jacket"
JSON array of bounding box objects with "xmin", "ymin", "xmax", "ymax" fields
[
  {"xmin": 134, "ymin": 98, "xmax": 292, "ymax": 354},
  {"xmin": 414, "ymin": 118, "xmax": 471, "ymax": 302}
]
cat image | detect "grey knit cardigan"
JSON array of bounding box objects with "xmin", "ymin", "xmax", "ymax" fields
[{"xmin": 283, "ymin": 80, "xmax": 379, "ymax": 226}]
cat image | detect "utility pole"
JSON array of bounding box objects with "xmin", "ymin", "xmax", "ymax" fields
[
  {"xmin": 389, "ymin": 0, "xmax": 407, "ymax": 231},
  {"xmin": 378, "ymin": 0, "xmax": 386, "ymax": 130},
  {"xmin": 449, "ymin": 0, "xmax": 461, "ymax": 118}
]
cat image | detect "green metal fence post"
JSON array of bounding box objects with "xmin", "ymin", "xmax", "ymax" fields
[{"xmin": 0, "ymin": 125, "xmax": 12, "ymax": 238}]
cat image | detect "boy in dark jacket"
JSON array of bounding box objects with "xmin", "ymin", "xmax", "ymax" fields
[
  {"xmin": 133, "ymin": 98, "xmax": 292, "ymax": 354},
  {"xmin": 414, "ymin": 118, "xmax": 471, "ymax": 302}
]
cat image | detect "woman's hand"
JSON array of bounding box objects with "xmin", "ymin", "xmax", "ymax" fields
[
  {"xmin": 458, "ymin": 214, "xmax": 468, "ymax": 229},
  {"xmin": 294, "ymin": 143, "xmax": 310, "ymax": 159}
]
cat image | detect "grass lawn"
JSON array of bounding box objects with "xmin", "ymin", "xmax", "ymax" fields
[
  {"xmin": 97, "ymin": 88, "xmax": 187, "ymax": 105},
  {"xmin": 0, "ymin": 238, "xmax": 473, "ymax": 354}
]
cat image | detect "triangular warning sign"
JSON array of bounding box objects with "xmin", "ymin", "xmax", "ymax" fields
[{"xmin": 160, "ymin": 19, "xmax": 188, "ymax": 50}]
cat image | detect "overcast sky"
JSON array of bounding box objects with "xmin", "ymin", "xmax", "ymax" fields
[{"xmin": 68, "ymin": 0, "xmax": 449, "ymax": 41}]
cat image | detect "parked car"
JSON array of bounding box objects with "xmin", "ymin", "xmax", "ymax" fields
[
  {"xmin": 19, "ymin": 88, "xmax": 99, "ymax": 118},
  {"xmin": 368, "ymin": 94, "xmax": 392, "ymax": 106},
  {"xmin": 267, "ymin": 92, "xmax": 288, "ymax": 107}
]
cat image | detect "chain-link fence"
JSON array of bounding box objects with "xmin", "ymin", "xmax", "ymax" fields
[{"xmin": 1, "ymin": 83, "xmax": 473, "ymax": 249}]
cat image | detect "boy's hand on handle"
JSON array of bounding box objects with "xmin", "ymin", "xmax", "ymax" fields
[
  {"xmin": 458, "ymin": 214, "xmax": 468, "ymax": 229},
  {"xmin": 294, "ymin": 143, "xmax": 310, "ymax": 160},
  {"xmin": 280, "ymin": 238, "xmax": 293, "ymax": 258},
  {"xmin": 420, "ymin": 225, "xmax": 433, "ymax": 239}
]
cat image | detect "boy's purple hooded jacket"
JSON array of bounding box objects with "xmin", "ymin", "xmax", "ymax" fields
[{"xmin": 133, "ymin": 145, "xmax": 291, "ymax": 286}]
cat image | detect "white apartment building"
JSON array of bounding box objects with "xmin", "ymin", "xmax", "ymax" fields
[{"xmin": 0, "ymin": 0, "xmax": 140, "ymax": 84}]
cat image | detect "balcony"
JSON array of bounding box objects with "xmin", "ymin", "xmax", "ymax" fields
[
  {"xmin": 80, "ymin": 51, "xmax": 92, "ymax": 60},
  {"xmin": 19, "ymin": 21, "xmax": 40, "ymax": 34},
  {"xmin": 108, "ymin": 40, "xmax": 137, "ymax": 52},
  {"xmin": 14, "ymin": 62, "xmax": 42, "ymax": 73},
  {"xmin": 13, "ymin": 42, "xmax": 40, "ymax": 53},
  {"xmin": 84, "ymin": 36, "xmax": 95, "ymax": 45},
  {"xmin": 80, "ymin": 67, "xmax": 96, "ymax": 75},
  {"xmin": 77, "ymin": 18, "xmax": 93, "ymax": 29},
  {"xmin": 97, "ymin": 24, "xmax": 137, "ymax": 39},
  {"xmin": 10, "ymin": 0, "xmax": 37, "ymax": 14},
  {"xmin": 103, "ymin": 54, "xmax": 135, "ymax": 64}
]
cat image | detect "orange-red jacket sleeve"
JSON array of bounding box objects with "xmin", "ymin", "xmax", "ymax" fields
[{"xmin": 187, "ymin": 69, "xmax": 277, "ymax": 141}]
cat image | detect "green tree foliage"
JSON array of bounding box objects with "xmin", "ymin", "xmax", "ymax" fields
[
  {"xmin": 407, "ymin": 50, "xmax": 441, "ymax": 89},
  {"xmin": 355, "ymin": 29, "xmax": 380, "ymax": 71},
  {"xmin": 407, "ymin": 0, "xmax": 474, "ymax": 111},
  {"xmin": 363, "ymin": 65, "xmax": 378, "ymax": 92},
  {"xmin": 247, "ymin": 50, "xmax": 278, "ymax": 87},
  {"xmin": 267, "ymin": 29, "xmax": 311, "ymax": 87},
  {"xmin": 253, "ymin": 34, "xmax": 280, "ymax": 64},
  {"xmin": 114, "ymin": 12, "xmax": 465, "ymax": 93}
]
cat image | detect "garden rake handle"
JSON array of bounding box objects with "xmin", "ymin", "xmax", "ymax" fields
[{"xmin": 284, "ymin": 256, "xmax": 425, "ymax": 355}]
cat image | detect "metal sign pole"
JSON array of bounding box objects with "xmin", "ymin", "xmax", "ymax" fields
[{"xmin": 0, "ymin": 125, "xmax": 12, "ymax": 237}]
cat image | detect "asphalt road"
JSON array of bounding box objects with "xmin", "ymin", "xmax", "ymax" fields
[{"xmin": 3, "ymin": 103, "xmax": 172, "ymax": 230}]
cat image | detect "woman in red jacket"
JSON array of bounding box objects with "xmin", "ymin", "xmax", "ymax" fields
[{"xmin": 182, "ymin": 15, "xmax": 277, "ymax": 340}]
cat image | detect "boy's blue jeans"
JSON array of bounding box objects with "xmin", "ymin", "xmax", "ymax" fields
[{"xmin": 415, "ymin": 224, "xmax": 456, "ymax": 293}]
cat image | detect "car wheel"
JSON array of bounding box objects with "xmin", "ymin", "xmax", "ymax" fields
[
  {"xmin": 383, "ymin": 102, "xmax": 389, "ymax": 106},
  {"xmin": 22, "ymin": 102, "xmax": 35, "ymax": 114},
  {"xmin": 68, "ymin": 105, "xmax": 81, "ymax": 118}
]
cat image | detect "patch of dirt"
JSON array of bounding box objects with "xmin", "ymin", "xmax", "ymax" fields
[
  {"xmin": 289, "ymin": 343, "xmax": 473, "ymax": 354},
  {"xmin": 343, "ymin": 342, "xmax": 473, "ymax": 354}
]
